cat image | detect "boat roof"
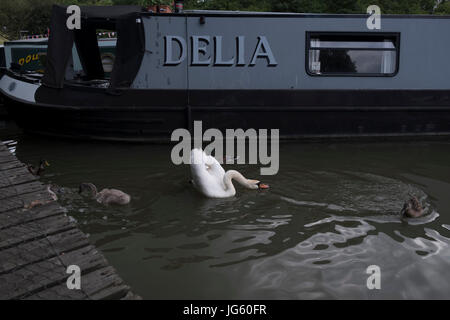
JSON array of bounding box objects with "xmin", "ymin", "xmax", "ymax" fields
[
  {"xmin": 160, "ymin": 9, "xmax": 450, "ymax": 19},
  {"xmin": 3, "ymin": 38, "xmax": 115, "ymax": 46},
  {"xmin": 73, "ymin": 5, "xmax": 145, "ymax": 19},
  {"xmin": 5, "ymin": 38, "xmax": 48, "ymax": 45},
  {"xmin": 7, "ymin": 38, "xmax": 48, "ymax": 42},
  {"xmin": 49, "ymin": 6, "xmax": 450, "ymax": 20}
]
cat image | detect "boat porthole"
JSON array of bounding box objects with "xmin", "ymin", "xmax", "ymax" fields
[{"xmin": 8, "ymin": 82, "xmax": 16, "ymax": 92}]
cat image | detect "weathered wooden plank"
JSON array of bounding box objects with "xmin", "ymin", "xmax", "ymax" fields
[
  {"xmin": 0, "ymin": 156, "xmax": 21, "ymax": 166},
  {"xmin": 0, "ymin": 246, "xmax": 107, "ymax": 300},
  {"xmin": 0, "ymin": 148, "xmax": 14, "ymax": 155},
  {"xmin": 47, "ymin": 229, "xmax": 90, "ymax": 253},
  {"xmin": 0, "ymin": 149, "xmax": 14, "ymax": 156},
  {"xmin": 24, "ymin": 266, "xmax": 132, "ymax": 300},
  {"xmin": 0, "ymin": 181, "xmax": 44, "ymax": 200},
  {"xmin": 24, "ymin": 284, "xmax": 88, "ymax": 300},
  {"xmin": 0, "ymin": 165, "xmax": 31, "ymax": 177},
  {"xmin": 0, "ymin": 229, "xmax": 91, "ymax": 274},
  {"xmin": 0, "ymin": 161, "xmax": 25, "ymax": 171},
  {"xmin": 0, "ymin": 147, "xmax": 18, "ymax": 162},
  {"xmin": 0, "ymin": 166, "xmax": 35, "ymax": 181},
  {"xmin": 58, "ymin": 245, "xmax": 109, "ymax": 272},
  {"xmin": 82, "ymin": 266, "xmax": 130, "ymax": 300},
  {"xmin": 0, "ymin": 214, "xmax": 77, "ymax": 250},
  {"xmin": 0, "ymin": 147, "xmax": 13, "ymax": 153},
  {"xmin": 0, "ymin": 202, "xmax": 65, "ymax": 230},
  {"xmin": 0, "ymin": 257, "xmax": 66, "ymax": 299},
  {"xmin": 121, "ymin": 291, "xmax": 141, "ymax": 300},
  {"xmin": 0, "ymin": 173, "xmax": 37, "ymax": 188},
  {"xmin": 0, "ymin": 190, "xmax": 54, "ymax": 213},
  {"xmin": 27, "ymin": 267, "xmax": 133, "ymax": 300},
  {"xmin": 0, "ymin": 238, "xmax": 50, "ymax": 274}
]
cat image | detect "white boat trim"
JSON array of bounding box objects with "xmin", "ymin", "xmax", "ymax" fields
[{"xmin": 0, "ymin": 74, "xmax": 38, "ymax": 103}]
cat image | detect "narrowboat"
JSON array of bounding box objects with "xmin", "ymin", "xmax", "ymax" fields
[{"xmin": 1, "ymin": 5, "xmax": 450, "ymax": 142}]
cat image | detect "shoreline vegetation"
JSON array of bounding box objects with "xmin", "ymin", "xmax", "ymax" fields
[{"xmin": 0, "ymin": 0, "xmax": 450, "ymax": 40}]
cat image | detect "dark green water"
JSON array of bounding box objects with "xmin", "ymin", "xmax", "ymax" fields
[{"xmin": 2, "ymin": 125, "xmax": 450, "ymax": 299}]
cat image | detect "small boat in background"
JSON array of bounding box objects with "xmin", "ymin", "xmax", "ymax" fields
[
  {"xmin": 0, "ymin": 35, "xmax": 116, "ymax": 118},
  {"xmin": 2, "ymin": 37, "xmax": 116, "ymax": 75}
]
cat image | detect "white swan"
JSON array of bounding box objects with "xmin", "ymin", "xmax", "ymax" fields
[{"xmin": 190, "ymin": 149, "xmax": 269, "ymax": 198}]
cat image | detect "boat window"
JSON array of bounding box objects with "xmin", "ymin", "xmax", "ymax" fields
[{"xmin": 306, "ymin": 33, "xmax": 399, "ymax": 76}]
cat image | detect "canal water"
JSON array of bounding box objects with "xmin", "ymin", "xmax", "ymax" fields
[{"xmin": 2, "ymin": 123, "xmax": 450, "ymax": 299}]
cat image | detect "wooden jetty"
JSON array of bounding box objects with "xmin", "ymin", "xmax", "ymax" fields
[{"xmin": 0, "ymin": 141, "xmax": 139, "ymax": 300}]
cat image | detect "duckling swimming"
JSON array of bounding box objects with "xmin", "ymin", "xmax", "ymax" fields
[
  {"xmin": 401, "ymin": 196, "xmax": 424, "ymax": 218},
  {"xmin": 79, "ymin": 183, "xmax": 130, "ymax": 205},
  {"xmin": 27, "ymin": 159, "xmax": 50, "ymax": 176}
]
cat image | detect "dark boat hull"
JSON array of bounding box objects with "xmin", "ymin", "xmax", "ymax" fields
[
  {"xmin": 2, "ymin": 70, "xmax": 450, "ymax": 142},
  {"xmin": 0, "ymin": 94, "xmax": 6, "ymax": 119},
  {"xmin": 5, "ymin": 89, "xmax": 450, "ymax": 142}
]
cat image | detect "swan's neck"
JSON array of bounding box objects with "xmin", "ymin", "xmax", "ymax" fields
[{"xmin": 223, "ymin": 170, "xmax": 252, "ymax": 191}]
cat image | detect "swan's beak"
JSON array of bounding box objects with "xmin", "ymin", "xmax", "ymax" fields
[
  {"xmin": 257, "ymin": 182, "xmax": 270, "ymax": 190},
  {"xmin": 45, "ymin": 160, "xmax": 50, "ymax": 166}
]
